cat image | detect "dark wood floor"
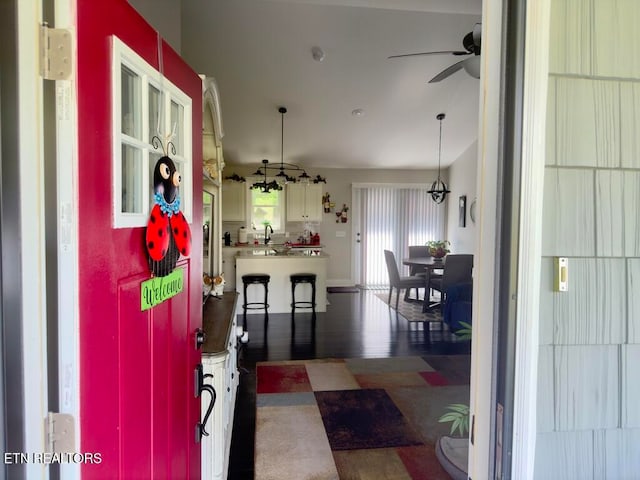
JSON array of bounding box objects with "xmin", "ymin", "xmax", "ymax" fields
[{"xmin": 226, "ymin": 289, "xmax": 471, "ymax": 479}]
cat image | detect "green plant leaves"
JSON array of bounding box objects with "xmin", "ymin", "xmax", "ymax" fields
[
  {"xmin": 454, "ymin": 321, "xmax": 473, "ymax": 340},
  {"xmin": 438, "ymin": 403, "xmax": 470, "ymax": 437}
]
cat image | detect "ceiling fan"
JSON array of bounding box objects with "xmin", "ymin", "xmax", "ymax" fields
[{"xmin": 388, "ymin": 23, "xmax": 481, "ymax": 83}]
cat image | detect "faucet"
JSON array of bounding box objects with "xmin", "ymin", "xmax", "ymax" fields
[{"xmin": 264, "ymin": 224, "xmax": 273, "ymax": 245}]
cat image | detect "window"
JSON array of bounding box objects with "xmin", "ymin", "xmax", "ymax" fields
[
  {"xmin": 353, "ymin": 185, "xmax": 445, "ymax": 286},
  {"xmin": 249, "ymin": 185, "xmax": 284, "ymax": 232},
  {"xmin": 112, "ymin": 36, "xmax": 192, "ymax": 228}
]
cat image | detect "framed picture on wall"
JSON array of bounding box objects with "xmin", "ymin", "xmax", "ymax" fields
[{"xmin": 459, "ymin": 195, "xmax": 467, "ymax": 228}]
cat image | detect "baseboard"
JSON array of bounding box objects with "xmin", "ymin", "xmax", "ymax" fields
[{"xmin": 327, "ymin": 279, "xmax": 355, "ymax": 287}]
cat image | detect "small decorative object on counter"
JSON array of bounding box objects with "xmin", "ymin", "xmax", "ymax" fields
[
  {"xmin": 212, "ymin": 273, "xmax": 225, "ymax": 297},
  {"xmin": 336, "ymin": 204, "xmax": 349, "ymax": 223},
  {"xmin": 426, "ymin": 240, "xmax": 450, "ymax": 261}
]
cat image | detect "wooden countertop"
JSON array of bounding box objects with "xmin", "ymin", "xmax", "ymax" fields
[{"xmin": 202, "ymin": 292, "xmax": 238, "ymax": 355}]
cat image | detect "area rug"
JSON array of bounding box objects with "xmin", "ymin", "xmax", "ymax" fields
[
  {"xmin": 375, "ymin": 292, "xmax": 443, "ymax": 324},
  {"xmin": 255, "ymin": 356, "xmax": 470, "ymax": 480}
]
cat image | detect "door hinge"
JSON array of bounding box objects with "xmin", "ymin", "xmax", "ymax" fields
[
  {"xmin": 45, "ymin": 412, "xmax": 75, "ymax": 453},
  {"xmin": 40, "ymin": 24, "xmax": 72, "ymax": 80}
]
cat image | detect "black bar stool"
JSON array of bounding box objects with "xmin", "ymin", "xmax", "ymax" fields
[
  {"xmin": 242, "ymin": 274, "xmax": 270, "ymax": 328},
  {"xmin": 290, "ymin": 273, "xmax": 316, "ymax": 313}
]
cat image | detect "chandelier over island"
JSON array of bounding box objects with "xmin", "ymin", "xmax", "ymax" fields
[{"xmin": 250, "ymin": 107, "xmax": 326, "ymax": 193}]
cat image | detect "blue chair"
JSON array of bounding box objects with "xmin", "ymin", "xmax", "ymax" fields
[{"xmin": 443, "ymin": 282, "xmax": 472, "ymax": 332}]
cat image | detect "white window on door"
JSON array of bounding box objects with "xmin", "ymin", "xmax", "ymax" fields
[{"xmin": 112, "ymin": 36, "xmax": 192, "ymax": 228}]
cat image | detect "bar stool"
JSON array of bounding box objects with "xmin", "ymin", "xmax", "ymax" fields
[
  {"xmin": 241, "ymin": 274, "xmax": 270, "ymax": 328},
  {"xmin": 290, "ymin": 273, "xmax": 316, "ymax": 313}
]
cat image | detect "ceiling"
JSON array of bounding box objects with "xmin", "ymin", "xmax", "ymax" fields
[{"xmin": 181, "ymin": 0, "xmax": 482, "ymax": 170}]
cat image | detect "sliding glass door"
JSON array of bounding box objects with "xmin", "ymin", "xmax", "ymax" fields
[{"xmin": 353, "ymin": 185, "xmax": 446, "ymax": 287}]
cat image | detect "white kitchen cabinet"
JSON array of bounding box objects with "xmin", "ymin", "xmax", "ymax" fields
[
  {"xmin": 286, "ymin": 183, "xmax": 323, "ymax": 222},
  {"xmin": 221, "ymin": 248, "xmax": 239, "ymax": 291},
  {"xmin": 201, "ymin": 293, "xmax": 240, "ymax": 480},
  {"xmin": 221, "ymin": 181, "xmax": 246, "ymax": 221}
]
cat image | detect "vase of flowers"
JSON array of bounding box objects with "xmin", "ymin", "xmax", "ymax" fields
[{"xmin": 426, "ymin": 240, "xmax": 450, "ymax": 261}]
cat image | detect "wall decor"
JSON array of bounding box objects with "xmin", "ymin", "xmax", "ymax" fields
[
  {"xmin": 146, "ymin": 142, "xmax": 192, "ymax": 277},
  {"xmin": 141, "ymin": 268, "xmax": 184, "ymax": 310},
  {"xmin": 336, "ymin": 204, "xmax": 349, "ymax": 223},
  {"xmin": 323, "ymin": 193, "xmax": 335, "ymax": 213},
  {"xmin": 459, "ymin": 195, "xmax": 467, "ymax": 228}
]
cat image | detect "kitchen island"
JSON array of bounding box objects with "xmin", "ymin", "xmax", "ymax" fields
[{"xmin": 235, "ymin": 250, "xmax": 328, "ymax": 314}]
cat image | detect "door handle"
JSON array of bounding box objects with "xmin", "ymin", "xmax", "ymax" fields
[
  {"xmin": 195, "ymin": 328, "xmax": 206, "ymax": 350},
  {"xmin": 194, "ymin": 364, "xmax": 216, "ymax": 443}
]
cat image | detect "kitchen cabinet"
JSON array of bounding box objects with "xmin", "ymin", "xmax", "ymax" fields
[
  {"xmin": 221, "ymin": 248, "xmax": 240, "ymax": 291},
  {"xmin": 286, "ymin": 183, "xmax": 323, "ymax": 222},
  {"xmin": 201, "ymin": 293, "xmax": 240, "ymax": 480},
  {"xmin": 221, "ymin": 181, "xmax": 246, "ymax": 222}
]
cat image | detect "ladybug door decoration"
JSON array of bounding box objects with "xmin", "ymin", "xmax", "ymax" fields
[{"xmin": 146, "ymin": 156, "xmax": 192, "ymax": 277}]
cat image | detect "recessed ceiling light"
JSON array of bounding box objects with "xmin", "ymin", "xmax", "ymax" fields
[
  {"xmin": 351, "ymin": 108, "xmax": 364, "ymax": 117},
  {"xmin": 311, "ymin": 46, "xmax": 325, "ymax": 62}
]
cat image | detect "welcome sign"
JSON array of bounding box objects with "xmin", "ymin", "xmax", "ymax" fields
[{"xmin": 140, "ymin": 268, "xmax": 184, "ymax": 311}]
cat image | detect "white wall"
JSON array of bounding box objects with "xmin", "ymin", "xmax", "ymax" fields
[
  {"xmin": 221, "ymin": 165, "xmax": 445, "ymax": 285},
  {"xmin": 128, "ymin": 0, "xmax": 181, "ymax": 53},
  {"xmin": 445, "ymin": 140, "xmax": 477, "ymax": 254}
]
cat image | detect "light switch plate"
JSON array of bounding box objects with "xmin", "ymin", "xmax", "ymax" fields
[{"xmin": 553, "ymin": 257, "xmax": 568, "ymax": 292}]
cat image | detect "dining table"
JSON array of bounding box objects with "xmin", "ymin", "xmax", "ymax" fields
[{"xmin": 402, "ymin": 256, "xmax": 445, "ymax": 311}]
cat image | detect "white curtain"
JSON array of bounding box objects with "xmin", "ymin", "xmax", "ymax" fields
[{"xmin": 357, "ymin": 186, "xmax": 446, "ymax": 287}]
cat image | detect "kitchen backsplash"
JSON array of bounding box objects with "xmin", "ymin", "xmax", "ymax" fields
[{"xmin": 222, "ymin": 221, "xmax": 321, "ymax": 245}]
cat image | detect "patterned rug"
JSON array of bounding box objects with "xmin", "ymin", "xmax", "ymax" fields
[
  {"xmin": 374, "ymin": 292, "xmax": 443, "ymax": 324},
  {"xmin": 255, "ymin": 356, "xmax": 470, "ymax": 480}
]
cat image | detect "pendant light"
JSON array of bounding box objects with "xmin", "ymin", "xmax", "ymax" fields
[
  {"xmin": 427, "ymin": 113, "xmax": 451, "ymax": 204},
  {"xmin": 250, "ymin": 107, "xmax": 325, "ymax": 192}
]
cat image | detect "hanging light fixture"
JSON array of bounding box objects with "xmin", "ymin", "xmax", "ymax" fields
[
  {"xmin": 427, "ymin": 113, "xmax": 451, "ymax": 204},
  {"xmin": 250, "ymin": 107, "xmax": 325, "ymax": 192},
  {"xmin": 250, "ymin": 159, "xmax": 283, "ymax": 193}
]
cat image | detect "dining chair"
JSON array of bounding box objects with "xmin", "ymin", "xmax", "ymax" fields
[
  {"xmin": 407, "ymin": 245, "xmax": 443, "ymax": 300},
  {"xmin": 426, "ymin": 254, "xmax": 473, "ymax": 312},
  {"xmin": 406, "ymin": 245, "xmax": 429, "ymax": 300},
  {"xmin": 384, "ymin": 250, "xmax": 425, "ymax": 309}
]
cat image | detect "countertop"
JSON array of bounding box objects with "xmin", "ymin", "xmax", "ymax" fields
[
  {"xmin": 223, "ymin": 243, "xmax": 324, "ymax": 249},
  {"xmin": 235, "ymin": 250, "xmax": 328, "ymax": 259},
  {"xmin": 202, "ymin": 292, "xmax": 238, "ymax": 355}
]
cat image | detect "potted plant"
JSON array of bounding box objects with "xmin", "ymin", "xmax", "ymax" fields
[
  {"xmin": 435, "ymin": 321, "xmax": 472, "ymax": 480},
  {"xmin": 436, "ymin": 404, "xmax": 470, "ymax": 479},
  {"xmin": 426, "ymin": 240, "xmax": 450, "ymax": 260}
]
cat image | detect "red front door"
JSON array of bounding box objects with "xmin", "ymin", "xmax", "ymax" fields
[{"xmin": 76, "ymin": 2, "xmax": 202, "ymax": 478}]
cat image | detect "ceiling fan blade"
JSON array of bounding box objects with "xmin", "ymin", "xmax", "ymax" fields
[
  {"xmin": 388, "ymin": 50, "xmax": 470, "ymax": 59},
  {"xmin": 428, "ymin": 60, "xmax": 465, "ymax": 83}
]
